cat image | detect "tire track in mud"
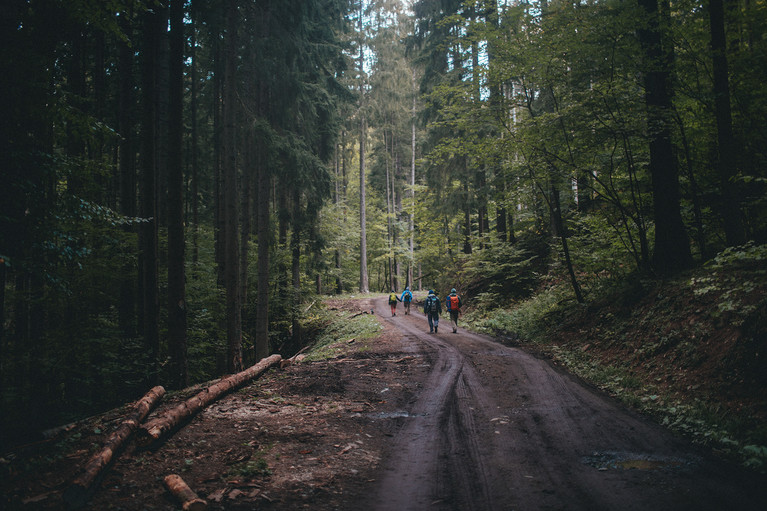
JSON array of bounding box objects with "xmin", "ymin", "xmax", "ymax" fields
[
  {"xmin": 369, "ymin": 297, "xmax": 767, "ymax": 511},
  {"xmin": 372, "ymin": 304, "xmax": 495, "ymax": 511}
]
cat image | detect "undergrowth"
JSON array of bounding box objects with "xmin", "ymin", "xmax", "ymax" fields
[
  {"xmin": 462, "ymin": 243, "xmax": 767, "ymax": 471},
  {"xmin": 303, "ymin": 303, "xmax": 382, "ymax": 362}
]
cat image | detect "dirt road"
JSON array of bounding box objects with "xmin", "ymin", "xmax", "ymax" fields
[{"xmin": 370, "ymin": 297, "xmax": 767, "ymax": 511}]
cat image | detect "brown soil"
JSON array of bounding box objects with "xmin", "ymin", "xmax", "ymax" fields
[{"xmin": 3, "ymin": 296, "xmax": 767, "ymax": 510}]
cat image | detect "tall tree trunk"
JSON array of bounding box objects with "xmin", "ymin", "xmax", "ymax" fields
[
  {"xmin": 118, "ymin": 9, "xmax": 137, "ymax": 339},
  {"xmin": 496, "ymin": 179, "xmax": 507, "ymax": 242},
  {"xmin": 385, "ymin": 131, "xmax": 393, "ymax": 290},
  {"xmin": 291, "ymin": 188, "xmax": 302, "ymax": 347},
  {"xmin": 334, "ymin": 142, "xmax": 343, "ymax": 294},
  {"xmin": 472, "ymin": 30, "xmax": 488, "ymax": 249},
  {"xmin": 190, "ymin": 2, "xmax": 200, "ymax": 264},
  {"xmin": 223, "ymin": 0, "xmax": 242, "ymax": 373},
  {"xmin": 359, "ymin": 117, "xmax": 369, "ymax": 293},
  {"xmin": 551, "ymin": 184, "xmax": 584, "ymax": 303},
  {"xmin": 240, "ymin": 127, "xmax": 253, "ymax": 361},
  {"xmin": 358, "ymin": 6, "xmax": 369, "ymax": 293},
  {"xmin": 709, "ymin": 0, "xmax": 745, "ymax": 245},
  {"xmin": 463, "ymin": 175, "xmax": 472, "ymax": 254},
  {"xmin": 409, "ymin": 70, "xmax": 416, "ymax": 288},
  {"xmin": 254, "ymin": 5, "xmax": 271, "ymax": 359},
  {"xmin": 140, "ymin": 7, "xmax": 161, "ymax": 385},
  {"xmin": 167, "ymin": 0, "xmax": 187, "ymax": 389},
  {"xmin": 255, "ymin": 138, "xmax": 270, "ymax": 360},
  {"xmin": 637, "ymin": 0, "xmax": 692, "ymax": 274},
  {"xmin": 213, "ymin": 32, "xmax": 225, "ymax": 289},
  {"xmin": 0, "ymin": 262, "xmax": 5, "ymax": 352}
]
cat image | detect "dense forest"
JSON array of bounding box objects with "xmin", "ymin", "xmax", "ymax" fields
[{"xmin": 1, "ymin": 0, "xmax": 765, "ymax": 449}]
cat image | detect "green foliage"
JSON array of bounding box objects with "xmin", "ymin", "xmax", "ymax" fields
[
  {"xmin": 688, "ymin": 242, "xmax": 767, "ymax": 324},
  {"xmin": 304, "ymin": 305, "xmax": 382, "ymax": 361},
  {"xmin": 229, "ymin": 449, "xmax": 273, "ymax": 478},
  {"xmin": 464, "ymin": 281, "xmax": 573, "ymax": 342},
  {"xmin": 568, "ymin": 214, "xmax": 644, "ymax": 277},
  {"xmin": 462, "ymin": 235, "xmax": 547, "ymax": 300}
]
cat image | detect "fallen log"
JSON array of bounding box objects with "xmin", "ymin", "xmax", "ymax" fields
[
  {"xmin": 164, "ymin": 474, "xmax": 207, "ymax": 511},
  {"xmin": 279, "ymin": 345, "xmax": 311, "ymax": 369},
  {"xmin": 137, "ymin": 354, "xmax": 282, "ymax": 446},
  {"xmin": 63, "ymin": 385, "xmax": 166, "ymax": 509}
]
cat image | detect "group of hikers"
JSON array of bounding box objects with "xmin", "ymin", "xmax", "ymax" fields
[{"xmin": 387, "ymin": 287, "xmax": 463, "ymax": 334}]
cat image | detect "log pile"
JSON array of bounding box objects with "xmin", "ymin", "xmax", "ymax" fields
[
  {"xmin": 63, "ymin": 385, "xmax": 166, "ymax": 509},
  {"xmin": 137, "ymin": 354, "xmax": 282, "ymax": 446}
]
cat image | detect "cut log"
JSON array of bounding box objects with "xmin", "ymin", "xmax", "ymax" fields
[
  {"xmin": 279, "ymin": 345, "xmax": 310, "ymax": 369},
  {"xmin": 137, "ymin": 354, "xmax": 282, "ymax": 446},
  {"xmin": 164, "ymin": 474, "xmax": 207, "ymax": 511},
  {"xmin": 63, "ymin": 385, "xmax": 166, "ymax": 509}
]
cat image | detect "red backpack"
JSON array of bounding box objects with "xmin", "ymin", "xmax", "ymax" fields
[{"xmin": 448, "ymin": 295, "xmax": 460, "ymax": 310}]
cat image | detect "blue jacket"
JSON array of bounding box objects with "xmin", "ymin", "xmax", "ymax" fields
[
  {"xmin": 400, "ymin": 289, "xmax": 412, "ymax": 302},
  {"xmin": 446, "ymin": 293, "xmax": 462, "ymax": 311}
]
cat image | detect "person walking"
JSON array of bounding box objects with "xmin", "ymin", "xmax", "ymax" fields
[
  {"xmin": 423, "ymin": 289, "xmax": 442, "ymax": 333},
  {"xmin": 388, "ymin": 289, "xmax": 401, "ymax": 316},
  {"xmin": 445, "ymin": 288, "xmax": 462, "ymax": 333},
  {"xmin": 400, "ymin": 286, "xmax": 413, "ymax": 315}
]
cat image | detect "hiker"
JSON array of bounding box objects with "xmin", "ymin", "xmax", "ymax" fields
[
  {"xmin": 400, "ymin": 286, "xmax": 413, "ymax": 315},
  {"xmin": 388, "ymin": 289, "xmax": 401, "ymax": 316},
  {"xmin": 423, "ymin": 289, "xmax": 442, "ymax": 333},
  {"xmin": 445, "ymin": 288, "xmax": 462, "ymax": 333}
]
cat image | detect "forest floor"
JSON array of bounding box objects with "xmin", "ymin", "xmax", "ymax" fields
[{"xmin": 2, "ymin": 287, "xmax": 767, "ymax": 510}]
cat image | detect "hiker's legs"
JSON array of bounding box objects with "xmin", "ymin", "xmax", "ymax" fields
[
  {"xmin": 427, "ymin": 314, "xmax": 434, "ymax": 332},
  {"xmin": 390, "ymin": 303, "xmax": 396, "ymax": 316},
  {"xmin": 404, "ymin": 302, "xmax": 410, "ymax": 314},
  {"xmin": 450, "ymin": 311, "xmax": 459, "ymax": 332},
  {"xmin": 433, "ymin": 314, "xmax": 439, "ymax": 333}
]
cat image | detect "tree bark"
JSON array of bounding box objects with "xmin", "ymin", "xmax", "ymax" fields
[
  {"xmin": 63, "ymin": 386, "xmax": 166, "ymax": 508},
  {"xmin": 255, "ymin": 148, "xmax": 270, "ymax": 360},
  {"xmin": 118, "ymin": 7, "xmax": 137, "ymax": 339},
  {"xmin": 163, "ymin": 474, "xmax": 207, "ymax": 511},
  {"xmin": 463, "ymin": 176, "xmax": 472, "ymax": 254},
  {"xmin": 138, "ymin": 354, "xmax": 281, "ymax": 446},
  {"xmin": 167, "ymin": 0, "xmax": 188, "ymax": 389},
  {"xmin": 335, "ymin": 141, "xmax": 343, "ymax": 294},
  {"xmin": 709, "ymin": 0, "xmax": 745, "ymax": 245},
  {"xmin": 637, "ymin": 0, "xmax": 692, "ymax": 274},
  {"xmin": 409, "ymin": 71, "xmax": 416, "ymax": 288},
  {"xmin": 291, "ymin": 187, "xmax": 302, "ymax": 346},
  {"xmin": 140, "ymin": 6, "xmax": 161, "ymax": 384},
  {"xmin": 223, "ymin": 0, "xmax": 242, "ymax": 373},
  {"xmin": 240, "ymin": 129, "xmax": 253, "ymax": 355},
  {"xmin": 551, "ymin": 185, "xmax": 584, "ymax": 303},
  {"xmin": 358, "ymin": 5, "xmax": 369, "ymax": 293},
  {"xmin": 190, "ymin": 1, "xmax": 200, "ymax": 264},
  {"xmin": 255, "ymin": 53, "xmax": 270, "ymax": 361}
]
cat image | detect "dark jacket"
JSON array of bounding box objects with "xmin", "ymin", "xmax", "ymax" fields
[{"xmin": 423, "ymin": 294, "xmax": 442, "ymax": 315}]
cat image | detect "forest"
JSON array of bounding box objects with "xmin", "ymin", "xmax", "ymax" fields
[{"xmin": 1, "ymin": 0, "xmax": 765, "ymax": 450}]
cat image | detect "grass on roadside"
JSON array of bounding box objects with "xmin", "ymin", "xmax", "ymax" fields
[{"xmin": 303, "ymin": 305, "xmax": 382, "ymax": 362}]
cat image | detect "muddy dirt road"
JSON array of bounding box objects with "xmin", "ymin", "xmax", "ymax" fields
[{"xmin": 370, "ymin": 297, "xmax": 766, "ymax": 511}]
